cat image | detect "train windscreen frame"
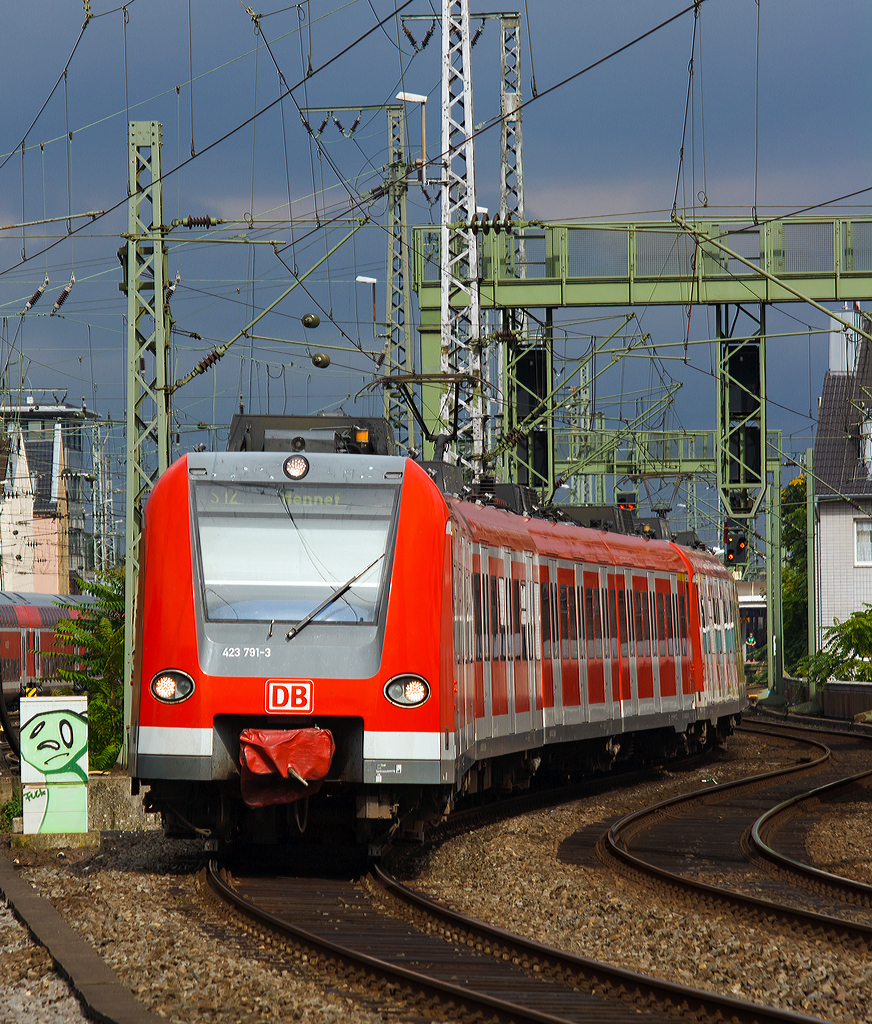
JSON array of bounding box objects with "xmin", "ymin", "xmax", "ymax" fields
[{"xmin": 193, "ymin": 480, "xmax": 400, "ymax": 624}]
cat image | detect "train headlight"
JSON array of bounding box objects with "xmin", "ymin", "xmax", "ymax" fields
[
  {"xmin": 384, "ymin": 675, "xmax": 430, "ymax": 708},
  {"xmin": 150, "ymin": 670, "xmax": 195, "ymax": 704},
  {"xmin": 282, "ymin": 454, "xmax": 309, "ymax": 480}
]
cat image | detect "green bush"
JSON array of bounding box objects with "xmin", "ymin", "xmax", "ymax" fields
[
  {"xmin": 796, "ymin": 603, "xmax": 872, "ymax": 689},
  {"xmin": 0, "ymin": 788, "xmax": 22, "ymax": 832},
  {"xmin": 49, "ymin": 569, "xmax": 125, "ymax": 771}
]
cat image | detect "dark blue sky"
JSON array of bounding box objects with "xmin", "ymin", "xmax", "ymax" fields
[{"xmin": 0, "ymin": 0, "xmax": 869, "ymax": 488}]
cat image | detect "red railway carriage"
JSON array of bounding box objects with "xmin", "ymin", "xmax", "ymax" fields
[
  {"xmin": 0, "ymin": 592, "xmax": 89, "ymax": 707},
  {"xmin": 130, "ymin": 452, "xmax": 743, "ymax": 848}
]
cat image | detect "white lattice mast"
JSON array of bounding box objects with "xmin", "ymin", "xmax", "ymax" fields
[
  {"xmin": 440, "ymin": 0, "xmax": 483, "ymax": 474},
  {"xmin": 499, "ymin": 15, "xmax": 525, "ymax": 268}
]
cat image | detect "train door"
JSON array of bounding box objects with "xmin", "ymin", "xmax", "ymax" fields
[
  {"xmin": 574, "ymin": 565, "xmax": 589, "ymax": 725},
  {"xmin": 545, "ymin": 558, "xmax": 563, "ymax": 730},
  {"xmin": 538, "ymin": 563, "xmax": 555, "ymax": 716},
  {"xmin": 670, "ymin": 579, "xmax": 683, "ymax": 702},
  {"xmin": 599, "ymin": 567, "xmax": 618, "ymax": 722},
  {"xmin": 474, "ymin": 546, "xmax": 493, "ymax": 746},
  {"xmin": 558, "ymin": 564, "xmax": 581, "ymax": 723},
  {"xmin": 697, "ymin": 582, "xmax": 714, "ymax": 709},
  {"xmin": 525, "ymin": 551, "xmax": 544, "ymax": 744},
  {"xmin": 677, "ymin": 575, "xmax": 695, "ymax": 699},
  {"xmin": 489, "ymin": 552, "xmax": 511, "ymax": 736},
  {"xmin": 632, "ymin": 575, "xmax": 654, "ymax": 709},
  {"xmin": 607, "ymin": 573, "xmax": 631, "ymax": 710},
  {"xmin": 584, "ymin": 569, "xmax": 606, "ymax": 721},
  {"xmin": 502, "ymin": 550, "xmax": 518, "ymax": 742},
  {"xmin": 510, "ymin": 561, "xmax": 528, "ymax": 730},
  {"xmin": 654, "ymin": 576, "xmax": 677, "ymax": 706},
  {"xmin": 454, "ymin": 537, "xmax": 475, "ymax": 764},
  {"xmin": 622, "ymin": 569, "xmax": 639, "ymax": 719}
]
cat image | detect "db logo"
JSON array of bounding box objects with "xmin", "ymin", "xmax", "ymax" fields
[{"xmin": 266, "ymin": 680, "xmax": 313, "ymax": 714}]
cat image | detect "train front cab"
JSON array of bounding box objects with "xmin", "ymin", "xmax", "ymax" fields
[{"xmin": 130, "ymin": 453, "xmax": 455, "ymax": 844}]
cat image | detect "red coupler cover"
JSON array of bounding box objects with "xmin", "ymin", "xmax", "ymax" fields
[
  {"xmin": 239, "ymin": 727, "xmax": 335, "ymax": 781},
  {"xmin": 238, "ymin": 727, "xmax": 335, "ymax": 808}
]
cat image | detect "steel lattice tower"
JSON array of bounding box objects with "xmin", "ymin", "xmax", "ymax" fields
[
  {"xmin": 440, "ymin": 0, "xmax": 483, "ymax": 474},
  {"xmin": 386, "ymin": 106, "xmax": 415, "ymax": 452},
  {"xmin": 123, "ymin": 121, "xmax": 172, "ymax": 761}
]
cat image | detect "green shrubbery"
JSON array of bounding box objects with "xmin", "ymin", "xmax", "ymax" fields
[
  {"xmin": 796, "ymin": 604, "xmax": 872, "ymax": 690},
  {"xmin": 50, "ymin": 570, "xmax": 125, "ymax": 771}
]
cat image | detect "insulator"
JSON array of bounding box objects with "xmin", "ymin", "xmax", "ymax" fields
[
  {"xmin": 349, "ymin": 116, "xmax": 361, "ymax": 135},
  {"xmin": 184, "ymin": 216, "xmax": 212, "ymax": 229},
  {"xmin": 317, "ymin": 117, "xmax": 329, "ymax": 136},
  {"xmin": 24, "ymin": 276, "xmax": 49, "ymax": 312},
  {"xmin": 301, "ymin": 118, "xmax": 312, "ymax": 135},
  {"xmin": 402, "ymin": 23, "xmax": 418, "ymax": 48},
  {"xmin": 471, "ymin": 21, "xmax": 484, "ymax": 46},
  {"xmin": 50, "ymin": 275, "xmax": 75, "ymax": 316},
  {"xmin": 420, "ymin": 21, "xmax": 435, "ymax": 48},
  {"xmin": 197, "ymin": 351, "xmax": 222, "ymax": 373},
  {"xmin": 333, "ymin": 116, "xmax": 345, "ymax": 134}
]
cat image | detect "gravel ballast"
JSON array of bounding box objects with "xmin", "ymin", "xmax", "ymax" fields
[{"xmin": 1, "ymin": 729, "xmax": 870, "ymax": 1024}]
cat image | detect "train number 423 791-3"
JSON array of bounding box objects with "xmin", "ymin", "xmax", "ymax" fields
[{"xmin": 222, "ymin": 647, "xmax": 271, "ymax": 658}]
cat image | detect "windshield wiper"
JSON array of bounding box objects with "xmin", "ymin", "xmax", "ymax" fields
[{"xmin": 285, "ymin": 554, "xmax": 385, "ymax": 641}]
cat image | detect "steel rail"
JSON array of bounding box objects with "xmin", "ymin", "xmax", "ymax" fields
[
  {"xmin": 605, "ymin": 724, "xmax": 872, "ymax": 940},
  {"xmin": 750, "ymin": 767, "xmax": 872, "ymax": 907},
  {"xmin": 371, "ymin": 866, "xmax": 822, "ymax": 1024},
  {"xmin": 206, "ymin": 859, "xmax": 570, "ymax": 1024}
]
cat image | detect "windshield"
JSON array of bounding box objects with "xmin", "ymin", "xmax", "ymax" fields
[{"xmin": 194, "ymin": 481, "xmax": 399, "ymax": 623}]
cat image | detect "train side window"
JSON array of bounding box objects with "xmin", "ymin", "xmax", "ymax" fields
[
  {"xmin": 584, "ymin": 588, "xmax": 596, "ymax": 659},
  {"xmin": 576, "ymin": 585, "xmax": 586, "ymax": 659},
  {"xmin": 665, "ymin": 592, "xmax": 675, "ymax": 657},
  {"xmin": 633, "ymin": 589, "xmax": 645, "ymax": 657},
  {"xmin": 608, "ymin": 587, "xmax": 619, "ymax": 660},
  {"xmin": 532, "ymin": 580, "xmax": 541, "ymax": 661},
  {"xmin": 541, "ymin": 581, "xmax": 551, "ymax": 659},
  {"xmin": 559, "ymin": 585, "xmax": 570, "ymax": 659},
  {"xmin": 497, "ymin": 575, "xmax": 508, "ymax": 661},
  {"xmin": 512, "ymin": 578, "xmax": 522, "ymax": 660},
  {"xmin": 519, "ymin": 580, "xmax": 529, "ymax": 661},
  {"xmin": 678, "ymin": 591, "xmax": 688, "ymax": 656},
  {"xmin": 567, "ymin": 585, "xmax": 578, "ymax": 659},
  {"xmin": 617, "ymin": 589, "xmax": 629, "ymax": 657},
  {"xmin": 656, "ymin": 591, "xmax": 666, "ymax": 658},
  {"xmin": 552, "ymin": 583, "xmax": 560, "ymax": 659},
  {"xmin": 473, "ymin": 573, "xmax": 483, "ymax": 662},
  {"xmin": 490, "ymin": 575, "xmax": 499, "ymax": 661}
]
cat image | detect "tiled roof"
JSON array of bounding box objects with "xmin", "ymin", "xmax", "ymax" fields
[{"xmin": 814, "ymin": 366, "xmax": 872, "ymax": 499}]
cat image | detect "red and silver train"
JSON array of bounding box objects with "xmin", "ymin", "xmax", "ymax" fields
[
  {"xmin": 0, "ymin": 592, "xmax": 88, "ymax": 708},
  {"xmin": 130, "ymin": 450, "xmax": 744, "ymax": 848}
]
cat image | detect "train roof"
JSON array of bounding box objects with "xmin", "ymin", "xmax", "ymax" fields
[{"xmin": 445, "ymin": 493, "xmax": 728, "ymax": 579}]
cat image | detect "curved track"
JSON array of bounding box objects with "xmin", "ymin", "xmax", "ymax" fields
[
  {"xmin": 206, "ymin": 857, "xmax": 821, "ymax": 1024},
  {"xmin": 601, "ymin": 718, "xmax": 872, "ymax": 940}
]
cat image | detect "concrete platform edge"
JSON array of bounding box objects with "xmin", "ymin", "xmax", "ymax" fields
[{"xmin": 0, "ymin": 849, "xmax": 164, "ymax": 1024}]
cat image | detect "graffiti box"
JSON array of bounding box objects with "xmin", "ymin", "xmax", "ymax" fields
[
  {"xmin": 20, "ymin": 697, "xmax": 88, "ymax": 785},
  {"xmin": 19, "ymin": 697, "xmax": 88, "ymax": 834},
  {"xmin": 23, "ymin": 783, "xmax": 88, "ymax": 834}
]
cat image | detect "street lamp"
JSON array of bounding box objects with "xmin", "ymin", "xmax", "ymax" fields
[
  {"xmin": 356, "ymin": 276, "xmax": 377, "ymax": 338},
  {"xmin": 396, "ymin": 91, "xmax": 427, "ymax": 183}
]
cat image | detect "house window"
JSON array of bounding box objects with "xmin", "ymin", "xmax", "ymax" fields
[{"xmin": 856, "ymin": 520, "xmax": 872, "ymax": 565}]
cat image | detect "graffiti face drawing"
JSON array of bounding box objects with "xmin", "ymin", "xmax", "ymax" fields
[{"xmin": 20, "ymin": 710, "xmax": 89, "ymax": 782}]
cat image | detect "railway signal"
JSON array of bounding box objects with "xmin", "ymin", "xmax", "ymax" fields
[{"xmin": 724, "ymin": 519, "xmax": 748, "ymax": 565}]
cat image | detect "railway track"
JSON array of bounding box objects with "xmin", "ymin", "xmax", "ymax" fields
[
  {"xmin": 599, "ymin": 717, "xmax": 872, "ymax": 941},
  {"xmin": 206, "ymin": 855, "xmax": 821, "ymax": 1024}
]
